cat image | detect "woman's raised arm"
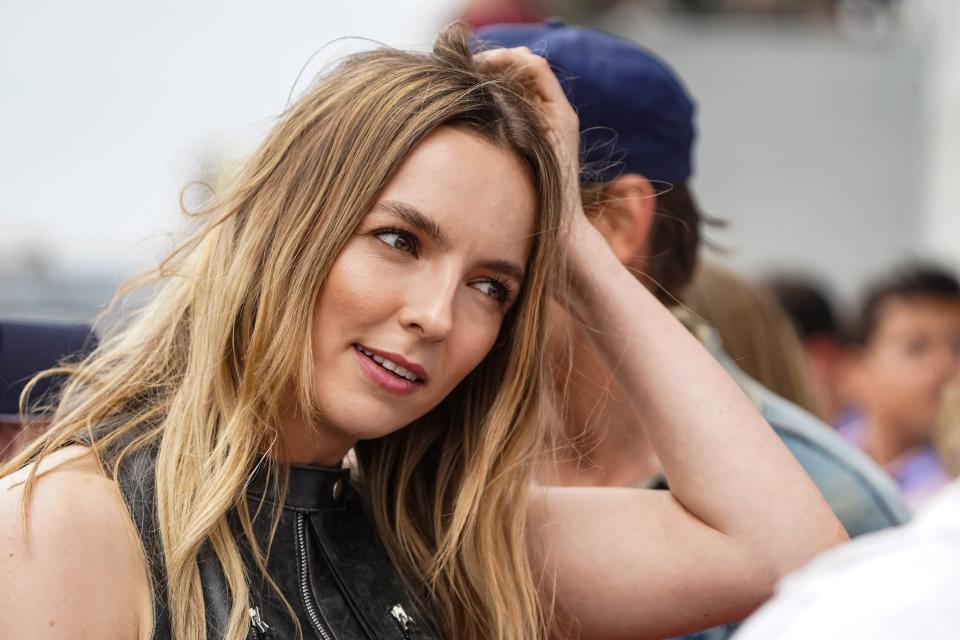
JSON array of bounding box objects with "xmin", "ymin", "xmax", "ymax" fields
[
  {"xmin": 529, "ymin": 219, "xmax": 847, "ymax": 636},
  {"xmin": 478, "ymin": 47, "xmax": 846, "ymax": 640}
]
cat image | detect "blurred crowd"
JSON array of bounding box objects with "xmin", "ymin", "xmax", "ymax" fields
[
  {"xmin": 689, "ymin": 262, "xmax": 960, "ymax": 513},
  {"xmin": 461, "ymin": 0, "xmax": 900, "ymax": 30}
]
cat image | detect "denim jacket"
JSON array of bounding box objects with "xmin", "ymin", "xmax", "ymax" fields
[{"xmin": 669, "ymin": 317, "xmax": 910, "ymax": 640}]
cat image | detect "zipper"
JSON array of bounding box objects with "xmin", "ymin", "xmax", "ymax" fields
[
  {"xmin": 297, "ymin": 513, "xmax": 335, "ymax": 640},
  {"xmin": 248, "ymin": 606, "xmax": 271, "ymax": 640},
  {"xmin": 390, "ymin": 604, "xmax": 415, "ymax": 640}
]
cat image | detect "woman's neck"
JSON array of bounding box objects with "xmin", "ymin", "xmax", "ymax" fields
[{"xmin": 275, "ymin": 407, "xmax": 357, "ymax": 467}]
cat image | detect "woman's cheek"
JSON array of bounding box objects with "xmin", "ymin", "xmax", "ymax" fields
[{"xmin": 451, "ymin": 318, "xmax": 502, "ymax": 379}]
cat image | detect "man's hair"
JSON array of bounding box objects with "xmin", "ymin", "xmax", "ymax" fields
[
  {"xmin": 645, "ymin": 182, "xmax": 703, "ymax": 304},
  {"xmin": 854, "ymin": 264, "xmax": 960, "ymax": 345},
  {"xmin": 765, "ymin": 277, "xmax": 842, "ymax": 342}
]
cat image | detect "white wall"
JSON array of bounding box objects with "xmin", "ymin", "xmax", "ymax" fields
[
  {"xmin": 0, "ymin": 0, "xmax": 460, "ymax": 279},
  {"xmin": 912, "ymin": 0, "xmax": 960, "ymax": 272}
]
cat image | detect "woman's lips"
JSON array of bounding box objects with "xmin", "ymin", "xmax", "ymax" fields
[
  {"xmin": 355, "ymin": 344, "xmax": 428, "ymax": 382},
  {"xmin": 353, "ymin": 345, "xmax": 423, "ymax": 396}
]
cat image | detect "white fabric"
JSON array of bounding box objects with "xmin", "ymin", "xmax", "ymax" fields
[{"xmin": 734, "ymin": 480, "xmax": 960, "ymax": 640}]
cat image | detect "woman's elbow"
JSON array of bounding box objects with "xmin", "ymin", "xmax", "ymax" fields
[{"xmin": 769, "ymin": 514, "xmax": 849, "ymax": 582}]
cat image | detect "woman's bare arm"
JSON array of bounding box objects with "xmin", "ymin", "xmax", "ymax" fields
[
  {"xmin": 528, "ymin": 225, "xmax": 846, "ymax": 637},
  {"xmin": 0, "ymin": 446, "xmax": 151, "ymax": 640},
  {"xmin": 478, "ymin": 47, "xmax": 846, "ymax": 639}
]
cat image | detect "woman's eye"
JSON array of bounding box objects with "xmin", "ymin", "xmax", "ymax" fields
[
  {"xmin": 375, "ymin": 230, "xmax": 417, "ymax": 254},
  {"xmin": 472, "ymin": 280, "xmax": 509, "ymax": 303}
]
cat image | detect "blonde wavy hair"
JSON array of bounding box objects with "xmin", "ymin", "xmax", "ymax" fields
[
  {"xmin": 3, "ymin": 24, "xmax": 567, "ymax": 640},
  {"xmin": 686, "ymin": 262, "xmax": 823, "ymax": 417}
]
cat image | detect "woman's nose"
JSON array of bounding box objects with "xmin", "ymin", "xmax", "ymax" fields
[{"xmin": 398, "ymin": 270, "xmax": 457, "ymax": 342}]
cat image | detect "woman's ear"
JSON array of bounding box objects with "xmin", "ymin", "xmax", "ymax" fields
[{"xmin": 591, "ymin": 174, "xmax": 657, "ymax": 264}]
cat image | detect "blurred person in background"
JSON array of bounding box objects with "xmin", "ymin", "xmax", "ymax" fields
[
  {"xmin": 843, "ymin": 264, "xmax": 960, "ymax": 510},
  {"xmin": 687, "ymin": 263, "xmax": 822, "ymax": 417},
  {"xmin": 460, "ymin": 0, "xmax": 549, "ymax": 28},
  {"xmin": 475, "ymin": 20, "xmax": 907, "ymax": 640},
  {"xmin": 767, "ymin": 275, "xmax": 855, "ymax": 425},
  {"xmin": 934, "ymin": 379, "xmax": 960, "ymax": 477},
  {"xmin": 460, "ymin": 0, "xmax": 617, "ymax": 29}
]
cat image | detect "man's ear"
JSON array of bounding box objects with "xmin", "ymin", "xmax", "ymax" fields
[{"xmin": 591, "ymin": 173, "xmax": 656, "ymax": 264}]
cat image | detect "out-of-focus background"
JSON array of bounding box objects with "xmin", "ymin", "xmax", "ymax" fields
[{"xmin": 1, "ymin": 0, "xmax": 957, "ymax": 322}]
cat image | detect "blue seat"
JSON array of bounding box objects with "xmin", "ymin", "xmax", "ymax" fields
[{"xmin": 0, "ymin": 320, "xmax": 97, "ymax": 417}]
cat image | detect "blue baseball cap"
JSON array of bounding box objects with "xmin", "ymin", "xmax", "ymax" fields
[{"xmin": 473, "ymin": 19, "xmax": 696, "ymax": 184}]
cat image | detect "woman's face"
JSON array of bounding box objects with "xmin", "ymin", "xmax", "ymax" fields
[{"xmin": 310, "ymin": 126, "xmax": 536, "ymax": 444}]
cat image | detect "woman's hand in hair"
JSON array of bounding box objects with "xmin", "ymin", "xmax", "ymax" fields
[
  {"xmin": 474, "ymin": 47, "xmax": 581, "ymax": 211},
  {"xmin": 481, "ymin": 43, "xmax": 845, "ymax": 639},
  {"xmin": 474, "ymin": 45, "xmax": 612, "ymax": 314}
]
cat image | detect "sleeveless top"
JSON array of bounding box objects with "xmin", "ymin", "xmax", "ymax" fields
[{"xmin": 111, "ymin": 440, "xmax": 439, "ymax": 640}]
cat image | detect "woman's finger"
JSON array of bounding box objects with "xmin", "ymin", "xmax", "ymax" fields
[
  {"xmin": 474, "ymin": 47, "xmax": 570, "ymax": 109},
  {"xmin": 476, "ymin": 46, "xmax": 583, "ymax": 216},
  {"xmin": 475, "ymin": 47, "xmax": 580, "ymax": 163}
]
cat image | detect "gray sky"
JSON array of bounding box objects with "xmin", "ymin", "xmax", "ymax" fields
[{"xmin": 1, "ymin": 0, "xmax": 459, "ymax": 277}]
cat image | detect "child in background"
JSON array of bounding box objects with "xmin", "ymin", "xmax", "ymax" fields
[{"xmin": 844, "ymin": 265, "xmax": 960, "ymax": 510}]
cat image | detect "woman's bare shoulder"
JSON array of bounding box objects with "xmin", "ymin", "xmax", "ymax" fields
[{"xmin": 0, "ymin": 445, "xmax": 151, "ymax": 639}]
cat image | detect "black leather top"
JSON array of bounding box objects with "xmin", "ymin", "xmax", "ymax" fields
[{"xmin": 111, "ymin": 439, "xmax": 437, "ymax": 640}]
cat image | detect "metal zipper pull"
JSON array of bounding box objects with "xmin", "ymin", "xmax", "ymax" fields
[
  {"xmin": 248, "ymin": 606, "xmax": 271, "ymax": 639},
  {"xmin": 390, "ymin": 604, "xmax": 415, "ymax": 639}
]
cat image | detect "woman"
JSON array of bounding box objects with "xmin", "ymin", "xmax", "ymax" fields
[
  {"xmin": 686, "ymin": 262, "xmax": 823, "ymax": 417},
  {"xmin": 0, "ymin": 26, "xmax": 844, "ymax": 640}
]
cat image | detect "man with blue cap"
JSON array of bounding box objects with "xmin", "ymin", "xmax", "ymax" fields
[{"xmin": 474, "ymin": 20, "xmax": 909, "ymax": 639}]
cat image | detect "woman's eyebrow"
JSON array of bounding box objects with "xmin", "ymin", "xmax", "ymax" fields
[
  {"xmin": 374, "ymin": 199, "xmax": 525, "ymax": 283},
  {"xmin": 375, "ymin": 200, "xmax": 450, "ymax": 249}
]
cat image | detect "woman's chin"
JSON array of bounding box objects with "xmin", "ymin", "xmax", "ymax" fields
[
  {"xmin": 342, "ymin": 421, "xmax": 408, "ymax": 442},
  {"xmin": 319, "ymin": 399, "xmax": 421, "ymax": 443},
  {"xmin": 314, "ymin": 364, "xmax": 435, "ymax": 429}
]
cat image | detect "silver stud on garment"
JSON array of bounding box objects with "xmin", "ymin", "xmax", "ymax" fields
[{"xmin": 332, "ymin": 478, "xmax": 344, "ymax": 502}]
